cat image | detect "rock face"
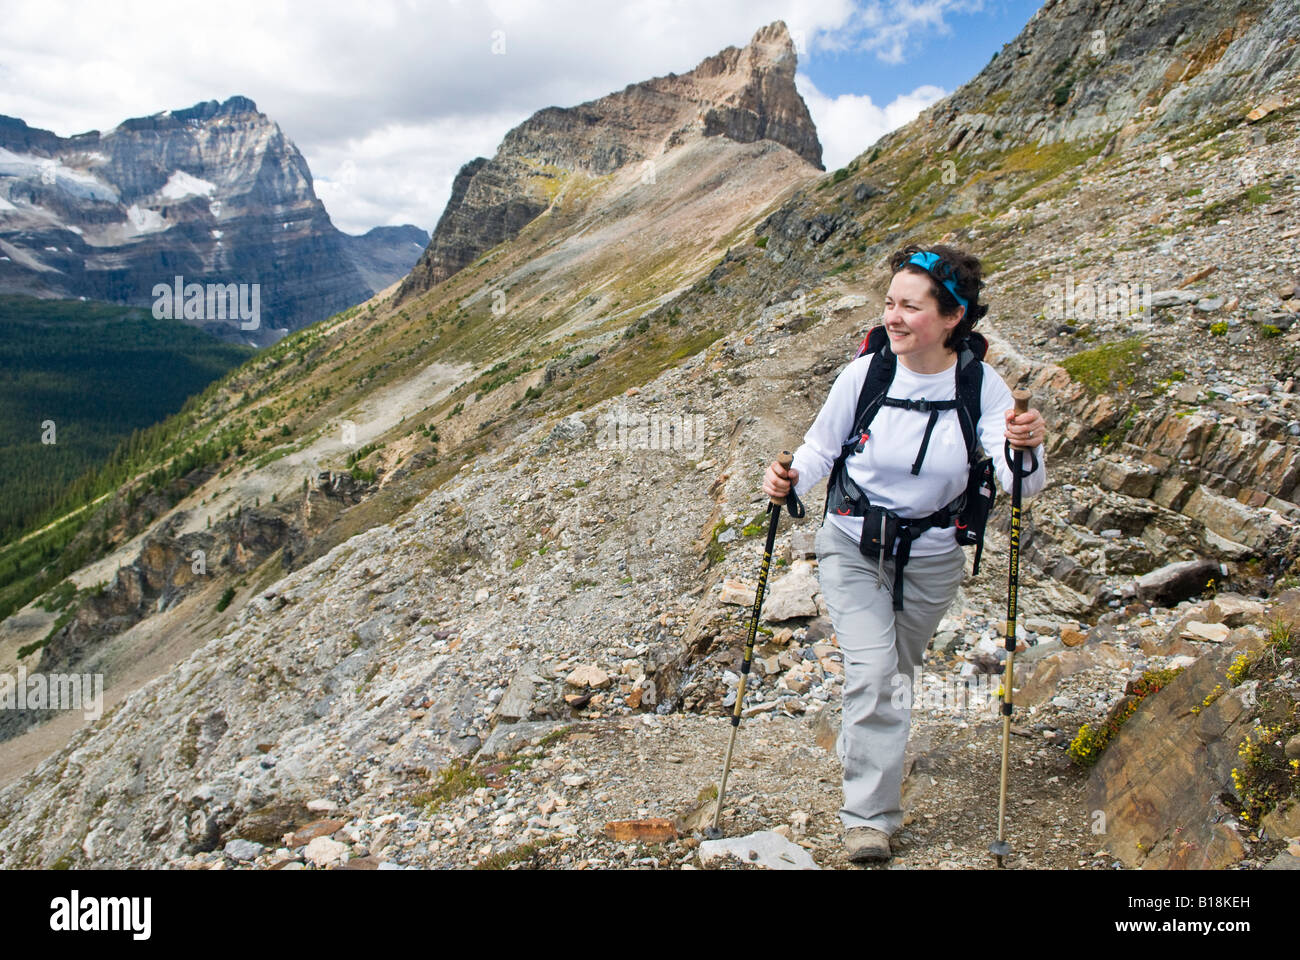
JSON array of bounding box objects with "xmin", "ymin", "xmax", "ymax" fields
[
  {"xmin": 396, "ymin": 20, "xmax": 822, "ymax": 299},
  {"xmin": 891, "ymin": 0, "xmax": 1300, "ymax": 157},
  {"xmin": 0, "ymin": 469, "xmax": 370, "ymax": 744},
  {"xmin": 1084, "ymin": 627, "xmax": 1266, "ymax": 869},
  {"xmin": 0, "ymin": 97, "xmax": 428, "ymax": 345}
]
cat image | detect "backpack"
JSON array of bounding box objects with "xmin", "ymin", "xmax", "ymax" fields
[{"xmin": 823, "ymin": 324, "xmax": 996, "ymax": 610}]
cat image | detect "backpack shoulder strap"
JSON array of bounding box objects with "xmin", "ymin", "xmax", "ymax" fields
[
  {"xmin": 823, "ymin": 326, "xmax": 894, "ymax": 521},
  {"xmin": 850, "ymin": 325, "xmax": 895, "ymax": 440},
  {"xmin": 954, "ymin": 332, "xmax": 987, "ymax": 464}
]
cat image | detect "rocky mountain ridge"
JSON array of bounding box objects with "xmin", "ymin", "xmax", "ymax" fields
[
  {"xmin": 0, "ymin": 97, "xmax": 428, "ymax": 345},
  {"xmin": 396, "ymin": 20, "xmax": 822, "ymax": 299},
  {"xmin": 898, "ymin": 0, "xmax": 1298, "ymax": 155}
]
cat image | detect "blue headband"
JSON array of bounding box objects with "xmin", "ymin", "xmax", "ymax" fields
[{"xmin": 906, "ymin": 251, "xmax": 969, "ymax": 312}]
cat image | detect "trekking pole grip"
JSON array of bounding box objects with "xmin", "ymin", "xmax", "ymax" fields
[
  {"xmin": 1007, "ymin": 390, "xmax": 1035, "ymax": 453},
  {"xmin": 773, "ymin": 451, "xmax": 794, "ymax": 505}
]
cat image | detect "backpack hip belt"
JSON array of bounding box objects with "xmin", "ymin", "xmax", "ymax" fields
[{"xmin": 827, "ymin": 460, "xmax": 966, "ymax": 611}]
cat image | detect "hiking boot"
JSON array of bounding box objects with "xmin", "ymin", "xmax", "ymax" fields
[{"xmin": 844, "ymin": 826, "xmax": 892, "ymax": 862}]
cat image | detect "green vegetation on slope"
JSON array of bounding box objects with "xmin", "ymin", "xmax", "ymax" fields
[
  {"xmin": 0, "ymin": 295, "xmax": 255, "ymax": 542},
  {"xmin": 1060, "ymin": 338, "xmax": 1146, "ymax": 393}
]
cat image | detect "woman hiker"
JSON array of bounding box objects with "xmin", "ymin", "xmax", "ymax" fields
[{"xmin": 762, "ymin": 243, "xmax": 1048, "ymax": 863}]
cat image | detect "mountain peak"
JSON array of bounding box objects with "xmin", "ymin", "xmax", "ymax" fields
[
  {"xmin": 677, "ymin": 18, "xmax": 821, "ymax": 170},
  {"xmin": 201, "ymin": 95, "xmax": 260, "ymax": 117},
  {"xmin": 169, "ymin": 96, "xmax": 262, "ymax": 125},
  {"xmin": 695, "ymin": 19, "xmax": 798, "ymax": 76},
  {"xmin": 751, "ymin": 18, "xmax": 794, "ymax": 46},
  {"xmin": 0, "ymin": 95, "xmax": 425, "ymax": 342},
  {"xmin": 398, "ymin": 20, "xmax": 822, "ymax": 299}
]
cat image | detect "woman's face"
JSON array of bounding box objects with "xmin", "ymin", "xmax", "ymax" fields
[{"xmin": 882, "ymin": 269, "xmax": 964, "ymax": 360}]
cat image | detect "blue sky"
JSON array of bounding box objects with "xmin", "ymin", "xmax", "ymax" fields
[{"xmin": 803, "ymin": 0, "xmax": 1044, "ymax": 103}]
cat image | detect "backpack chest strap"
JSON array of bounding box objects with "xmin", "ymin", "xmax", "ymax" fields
[{"xmin": 880, "ymin": 397, "xmax": 959, "ymax": 475}]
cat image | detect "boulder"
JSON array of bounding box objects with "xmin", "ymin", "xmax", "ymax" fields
[
  {"xmin": 1016, "ymin": 647, "xmax": 1097, "ymax": 706},
  {"xmin": 1206, "ymin": 594, "xmax": 1267, "ymax": 627},
  {"xmin": 719, "ymin": 579, "xmax": 756, "ymax": 606},
  {"xmin": 303, "ymin": 836, "xmax": 348, "ymax": 867},
  {"xmin": 565, "ymin": 665, "xmax": 610, "ymax": 689},
  {"xmin": 1150, "ymin": 289, "xmax": 1199, "ymax": 308},
  {"xmin": 761, "ymin": 561, "xmax": 820, "ymax": 622},
  {"xmin": 286, "ymin": 819, "xmax": 345, "ymax": 848},
  {"xmin": 223, "ymin": 839, "xmax": 264, "ymax": 861},
  {"xmin": 1182, "ymin": 486, "xmax": 1287, "ymax": 552},
  {"xmin": 789, "ymin": 530, "xmax": 818, "ymax": 559},
  {"xmin": 473, "ymin": 720, "xmax": 571, "ymax": 763},
  {"xmin": 803, "ymin": 617, "xmax": 835, "ymax": 643},
  {"xmin": 491, "ymin": 663, "xmax": 538, "ymax": 722},
  {"xmin": 1084, "ymin": 630, "xmax": 1268, "ymax": 869},
  {"xmin": 1096, "ymin": 459, "xmax": 1159, "ymax": 499},
  {"xmin": 1260, "ymin": 800, "xmax": 1300, "ymax": 842},
  {"xmin": 1133, "ymin": 558, "xmax": 1221, "ymax": 606},
  {"xmin": 698, "ymin": 830, "xmax": 820, "ymax": 870},
  {"xmin": 1180, "ymin": 621, "xmax": 1231, "ymax": 643},
  {"xmin": 1060, "ymin": 626, "xmax": 1088, "ymax": 647}
]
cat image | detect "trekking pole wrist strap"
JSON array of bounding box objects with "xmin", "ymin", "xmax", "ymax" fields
[
  {"xmin": 1004, "ymin": 440, "xmax": 1039, "ymax": 478},
  {"xmin": 783, "ymin": 488, "xmax": 806, "ymax": 519}
]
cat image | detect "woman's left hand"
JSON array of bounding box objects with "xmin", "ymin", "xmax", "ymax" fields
[{"xmin": 1005, "ymin": 407, "xmax": 1047, "ymax": 450}]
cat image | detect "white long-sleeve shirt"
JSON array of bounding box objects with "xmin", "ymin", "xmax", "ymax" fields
[{"xmin": 791, "ymin": 353, "xmax": 1046, "ymax": 557}]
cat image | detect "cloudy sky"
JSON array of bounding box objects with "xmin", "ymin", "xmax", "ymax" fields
[{"xmin": 0, "ymin": 0, "xmax": 1043, "ymax": 234}]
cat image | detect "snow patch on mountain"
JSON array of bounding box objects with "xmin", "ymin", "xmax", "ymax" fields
[
  {"xmin": 0, "ymin": 147, "xmax": 119, "ymax": 203},
  {"xmin": 158, "ymin": 170, "xmax": 217, "ymax": 201},
  {"xmin": 125, "ymin": 204, "xmax": 168, "ymax": 234}
]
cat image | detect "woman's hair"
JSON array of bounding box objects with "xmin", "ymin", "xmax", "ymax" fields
[{"xmin": 888, "ymin": 242, "xmax": 989, "ymax": 349}]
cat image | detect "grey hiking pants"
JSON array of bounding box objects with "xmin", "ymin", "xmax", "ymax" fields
[{"xmin": 814, "ymin": 519, "xmax": 966, "ymax": 834}]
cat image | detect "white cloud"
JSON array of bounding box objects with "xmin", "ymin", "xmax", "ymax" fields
[
  {"xmin": 821, "ymin": 0, "xmax": 989, "ymax": 64},
  {"xmin": 0, "ymin": 0, "xmax": 983, "ymax": 233},
  {"xmin": 797, "ymin": 74, "xmax": 948, "ymax": 172},
  {"xmin": 312, "ymin": 113, "xmax": 530, "ymax": 234}
]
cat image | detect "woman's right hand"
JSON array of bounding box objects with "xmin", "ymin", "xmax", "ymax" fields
[{"xmin": 763, "ymin": 460, "xmax": 799, "ymax": 501}]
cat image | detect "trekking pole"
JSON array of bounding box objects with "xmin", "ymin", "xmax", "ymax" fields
[
  {"xmin": 990, "ymin": 389, "xmax": 1039, "ymax": 867},
  {"xmin": 704, "ymin": 451, "xmax": 804, "ymax": 839}
]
